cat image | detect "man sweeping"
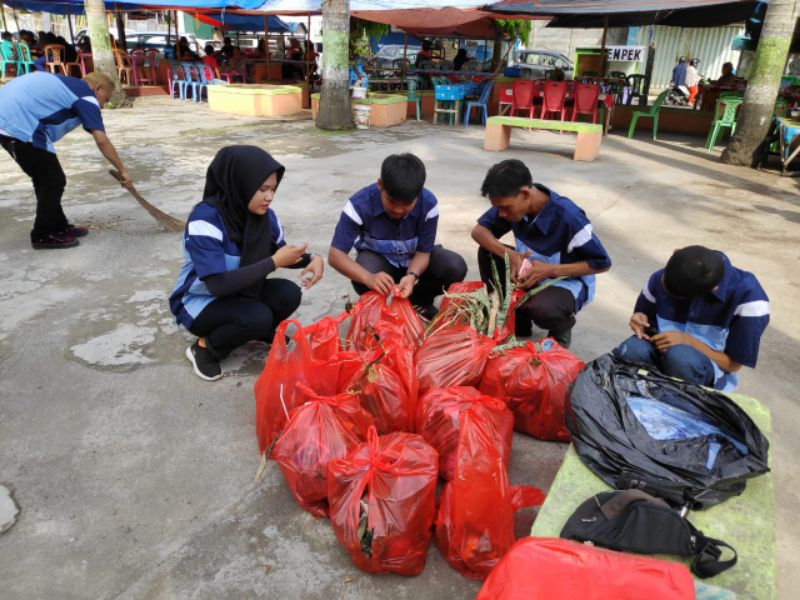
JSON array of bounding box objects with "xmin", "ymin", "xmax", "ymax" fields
[{"xmin": 0, "ymin": 71, "xmax": 133, "ymax": 249}]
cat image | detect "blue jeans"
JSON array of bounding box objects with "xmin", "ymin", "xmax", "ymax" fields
[{"xmin": 613, "ymin": 336, "xmax": 715, "ymax": 387}]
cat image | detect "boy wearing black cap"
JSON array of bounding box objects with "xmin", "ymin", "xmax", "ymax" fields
[{"xmin": 613, "ymin": 245, "xmax": 770, "ymax": 391}]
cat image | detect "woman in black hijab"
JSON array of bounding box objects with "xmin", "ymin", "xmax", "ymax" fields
[{"xmin": 169, "ymin": 146, "xmax": 324, "ymax": 380}]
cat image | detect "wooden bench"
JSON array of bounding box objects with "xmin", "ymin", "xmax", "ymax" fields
[
  {"xmin": 530, "ymin": 392, "xmax": 776, "ymax": 599},
  {"xmin": 483, "ymin": 116, "xmax": 603, "ymax": 161}
]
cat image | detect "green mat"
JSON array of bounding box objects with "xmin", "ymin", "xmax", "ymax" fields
[{"xmin": 530, "ymin": 393, "xmax": 775, "ymax": 600}]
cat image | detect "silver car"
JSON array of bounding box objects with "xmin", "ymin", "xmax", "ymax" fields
[{"xmin": 513, "ymin": 50, "xmax": 574, "ymax": 80}]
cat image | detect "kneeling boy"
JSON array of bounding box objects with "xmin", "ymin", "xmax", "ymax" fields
[
  {"xmin": 328, "ymin": 153, "xmax": 467, "ymax": 317},
  {"xmin": 471, "ymin": 159, "xmax": 611, "ymax": 348}
]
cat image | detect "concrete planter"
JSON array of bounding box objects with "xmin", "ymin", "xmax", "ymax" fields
[
  {"xmin": 311, "ymin": 93, "xmax": 408, "ymax": 127},
  {"xmin": 207, "ymin": 84, "xmax": 302, "ymax": 117}
]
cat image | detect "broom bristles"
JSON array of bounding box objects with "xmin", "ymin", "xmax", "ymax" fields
[{"xmin": 109, "ymin": 169, "xmax": 185, "ymax": 232}]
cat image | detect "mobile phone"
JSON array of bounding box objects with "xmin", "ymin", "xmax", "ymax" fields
[{"xmin": 644, "ymin": 325, "xmax": 659, "ymax": 337}]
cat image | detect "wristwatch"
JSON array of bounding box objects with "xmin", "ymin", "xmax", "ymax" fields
[{"xmin": 406, "ymin": 271, "xmax": 420, "ymax": 285}]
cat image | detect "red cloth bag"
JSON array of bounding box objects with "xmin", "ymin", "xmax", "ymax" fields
[
  {"xmin": 415, "ymin": 324, "xmax": 496, "ymax": 394},
  {"xmin": 480, "ymin": 340, "xmax": 585, "ymax": 442},
  {"xmin": 347, "ymin": 290, "xmax": 425, "ymax": 351},
  {"xmin": 476, "ymin": 537, "xmax": 695, "ymax": 600},
  {"xmin": 435, "ymin": 411, "xmax": 544, "ymax": 580},
  {"xmin": 327, "ymin": 426, "xmax": 439, "ymax": 575},
  {"xmin": 416, "ymin": 386, "xmax": 514, "ymax": 481},
  {"xmin": 271, "ymin": 384, "xmax": 374, "ymax": 517},
  {"xmin": 344, "ymin": 325, "xmax": 418, "ymax": 433}
]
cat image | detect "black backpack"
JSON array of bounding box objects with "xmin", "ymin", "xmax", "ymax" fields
[{"xmin": 561, "ymin": 490, "xmax": 737, "ymax": 578}]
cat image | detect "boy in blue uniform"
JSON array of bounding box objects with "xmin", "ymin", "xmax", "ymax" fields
[
  {"xmin": 328, "ymin": 153, "xmax": 467, "ymax": 317},
  {"xmin": 472, "ymin": 159, "xmax": 611, "ymax": 348},
  {"xmin": 0, "ymin": 71, "xmax": 133, "ymax": 249},
  {"xmin": 614, "ymin": 245, "xmax": 769, "ymax": 391}
]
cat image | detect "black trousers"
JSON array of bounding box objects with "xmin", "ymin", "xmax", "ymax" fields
[
  {"xmin": 478, "ymin": 247, "xmax": 576, "ymax": 335},
  {"xmin": 0, "ymin": 135, "xmax": 70, "ymax": 238},
  {"xmin": 188, "ymin": 278, "xmax": 302, "ymax": 360},
  {"xmin": 352, "ymin": 246, "xmax": 468, "ymax": 307}
]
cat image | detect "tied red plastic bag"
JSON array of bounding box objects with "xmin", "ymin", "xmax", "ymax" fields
[
  {"xmin": 415, "ymin": 324, "xmax": 496, "ymax": 394},
  {"xmin": 271, "ymin": 384, "xmax": 374, "ymax": 517},
  {"xmin": 416, "ymin": 386, "xmax": 514, "ymax": 481},
  {"xmin": 303, "ymin": 312, "xmax": 347, "ymax": 360},
  {"xmin": 475, "ymin": 537, "xmax": 695, "ymax": 600},
  {"xmin": 345, "ymin": 325, "xmax": 418, "ymax": 433},
  {"xmin": 347, "ymin": 290, "xmax": 425, "ymax": 351},
  {"xmin": 435, "ymin": 411, "xmax": 544, "ymax": 580},
  {"xmin": 327, "ymin": 426, "xmax": 439, "ymax": 575},
  {"xmin": 480, "ymin": 339, "xmax": 585, "ymax": 442},
  {"xmin": 254, "ymin": 320, "xmax": 311, "ymax": 454}
]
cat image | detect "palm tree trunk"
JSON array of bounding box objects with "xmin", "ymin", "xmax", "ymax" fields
[
  {"xmin": 84, "ymin": 0, "xmax": 128, "ymax": 107},
  {"xmin": 721, "ymin": 0, "xmax": 798, "ymax": 166},
  {"xmin": 316, "ymin": 0, "xmax": 354, "ymax": 130}
]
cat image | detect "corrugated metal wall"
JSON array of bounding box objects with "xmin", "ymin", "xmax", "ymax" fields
[{"xmin": 635, "ymin": 25, "xmax": 745, "ymax": 89}]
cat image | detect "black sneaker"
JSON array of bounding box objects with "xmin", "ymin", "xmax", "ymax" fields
[
  {"xmin": 548, "ymin": 328, "xmax": 572, "ymax": 349},
  {"xmin": 186, "ymin": 341, "xmax": 222, "ymax": 381},
  {"xmin": 60, "ymin": 224, "xmax": 89, "ymax": 238},
  {"xmin": 31, "ymin": 233, "xmax": 79, "ymax": 249}
]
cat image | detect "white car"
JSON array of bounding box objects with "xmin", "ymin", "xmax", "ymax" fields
[{"xmin": 512, "ymin": 50, "xmax": 574, "ymax": 80}]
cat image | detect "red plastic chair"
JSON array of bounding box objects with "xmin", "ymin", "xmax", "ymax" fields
[
  {"xmin": 540, "ymin": 80, "xmax": 568, "ymax": 120},
  {"xmin": 571, "ymin": 83, "xmax": 601, "ymax": 123},
  {"xmin": 511, "ymin": 79, "xmax": 535, "ymax": 118},
  {"xmin": 130, "ymin": 50, "xmax": 154, "ymax": 86}
]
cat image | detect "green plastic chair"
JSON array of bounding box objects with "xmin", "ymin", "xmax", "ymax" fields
[
  {"xmin": 14, "ymin": 42, "xmax": 35, "ymax": 75},
  {"xmin": 705, "ymin": 96, "xmax": 744, "ymax": 152},
  {"xmin": 0, "ymin": 40, "xmax": 17, "ymax": 80},
  {"xmin": 406, "ymin": 76, "xmax": 422, "ymax": 121},
  {"xmin": 627, "ymin": 88, "xmax": 671, "ymax": 140}
]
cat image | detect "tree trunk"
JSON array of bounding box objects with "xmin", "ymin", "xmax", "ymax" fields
[
  {"xmin": 316, "ymin": 0, "xmax": 353, "ymax": 130},
  {"xmin": 84, "ymin": 0, "xmax": 129, "ymax": 107},
  {"xmin": 721, "ymin": 0, "xmax": 798, "ymax": 166},
  {"xmin": 491, "ymin": 36, "xmax": 502, "ymax": 72}
]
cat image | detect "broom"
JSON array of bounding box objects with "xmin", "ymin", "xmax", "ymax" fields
[{"xmin": 109, "ymin": 169, "xmax": 185, "ymax": 232}]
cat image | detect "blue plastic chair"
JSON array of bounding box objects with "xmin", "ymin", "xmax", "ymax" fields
[
  {"xmin": 14, "ymin": 42, "xmax": 35, "ymax": 75},
  {"xmin": 463, "ymin": 79, "xmax": 495, "ymax": 126},
  {"xmin": 168, "ymin": 61, "xmax": 187, "ymax": 100},
  {"xmin": 181, "ymin": 63, "xmax": 202, "ymax": 102}
]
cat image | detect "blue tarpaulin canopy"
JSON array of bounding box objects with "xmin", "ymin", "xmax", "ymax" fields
[
  {"xmin": 485, "ymin": 0, "xmax": 766, "ymax": 28},
  {"xmin": 1, "ymin": 0, "xmax": 267, "ymax": 16}
]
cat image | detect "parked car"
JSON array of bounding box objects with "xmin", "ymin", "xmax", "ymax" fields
[
  {"xmin": 374, "ymin": 44, "xmax": 420, "ymax": 68},
  {"xmin": 512, "ymin": 50, "xmax": 574, "ymax": 80},
  {"xmin": 74, "ymin": 28, "xmax": 201, "ymax": 55}
]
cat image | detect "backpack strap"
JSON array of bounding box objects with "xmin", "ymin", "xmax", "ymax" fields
[{"xmin": 691, "ymin": 536, "xmax": 738, "ymax": 578}]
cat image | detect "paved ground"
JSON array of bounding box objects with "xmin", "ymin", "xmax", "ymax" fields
[{"xmin": 0, "ymin": 97, "xmax": 797, "ymax": 599}]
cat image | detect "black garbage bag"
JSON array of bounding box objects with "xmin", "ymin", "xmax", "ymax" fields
[{"xmin": 567, "ymin": 354, "xmax": 770, "ymax": 509}]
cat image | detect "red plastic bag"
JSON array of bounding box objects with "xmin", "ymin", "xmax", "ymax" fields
[
  {"xmin": 303, "ymin": 312, "xmax": 347, "ymax": 360},
  {"xmin": 415, "ymin": 324, "xmax": 496, "ymax": 394},
  {"xmin": 347, "ymin": 290, "xmax": 425, "ymax": 351},
  {"xmin": 254, "ymin": 320, "xmax": 312, "ymax": 454},
  {"xmin": 480, "ymin": 340, "xmax": 585, "ymax": 442},
  {"xmin": 438, "ymin": 281, "xmax": 524, "ymax": 343},
  {"xmin": 271, "ymin": 384, "xmax": 374, "ymax": 517},
  {"xmin": 435, "ymin": 411, "xmax": 544, "ymax": 580},
  {"xmin": 344, "ymin": 325, "xmax": 418, "ymax": 433},
  {"xmin": 327, "ymin": 426, "xmax": 439, "ymax": 575},
  {"xmin": 416, "ymin": 386, "xmax": 514, "ymax": 481},
  {"xmin": 476, "ymin": 537, "xmax": 695, "ymax": 600}
]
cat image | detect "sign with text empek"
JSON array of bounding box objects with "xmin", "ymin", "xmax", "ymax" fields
[{"xmin": 606, "ymin": 46, "xmax": 646, "ymax": 63}]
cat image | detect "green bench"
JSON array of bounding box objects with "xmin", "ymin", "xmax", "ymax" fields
[
  {"xmin": 531, "ymin": 392, "xmax": 775, "ymax": 599},
  {"xmin": 483, "ymin": 116, "xmax": 603, "ymax": 161}
]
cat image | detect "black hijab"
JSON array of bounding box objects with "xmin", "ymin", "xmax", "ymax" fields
[{"xmin": 202, "ymin": 146, "xmax": 285, "ymax": 270}]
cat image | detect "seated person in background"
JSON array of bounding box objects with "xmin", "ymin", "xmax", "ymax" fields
[
  {"xmin": 613, "ymin": 246, "xmax": 769, "ymax": 391},
  {"xmin": 79, "ymin": 35, "xmax": 92, "ymax": 54},
  {"xmin": 550, "ymin": 67, "xmax": 566, "ymax": 81},
  {"xmin": 453, "ymin": 48, "xmax": 469, "ymax": 71},
  {"xmin": 203, "ymin": 44, "xmax": 221, "ymax": 78},
  {"xmin": 221, "ymin": 37, "xmax": 235, "ymax": 59},
  {"xmin": 226, "ymin": 46, "xmax": 247, "ymax": 80},
  {"xmin": 328, "ymin": 153, "xmax": 468, "ymax": 319},
  {"xmin": 1, "ymin": 31, "xmax": 12, "ymax": 42},
  {"xmin": 56, "ymin": 35, "xmax": 78, "ymax": 63},
  {"xmin": 170, "ymin": 146, "xmax": 324, "ymax": 381},
  {"xmin": 717, "ymin": 62, "xmax": 737, "ymax": 88},
  {"xmin": 175, "ymin": 36, "xmax": 199, "ymax": 61},
  {"xmin": 281, "ymin": 38, "xmax": 304, "ymax": 80},
  {"xmin": 471, "ymin": 160, "xmax": 611, "ymax": 348},
  {"xmin": 415, "ymin": 40, "xmax": 433, "ymax": 67}
]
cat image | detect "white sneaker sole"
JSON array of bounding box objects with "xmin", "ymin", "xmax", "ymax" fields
[{"xmin": 185, "ymin": 346, "xmax": 223, "ymax": 381}]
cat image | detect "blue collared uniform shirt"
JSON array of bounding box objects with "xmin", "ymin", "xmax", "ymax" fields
[
  {"xmin": 0, "ymin": 72, "xmax": 105, "ymax": 152},
  {"xmin": 477, "ymin": 185, "xmax": 611, "ymax": 311},
  {"xmin": 169, "ymin": 202, "xmax": 286, "ymax": 329},
  {"xmin": 634, "ymin": 253, "xmax": 770, "ymax": 391},
  {"xmin": 330, "ymin": 183, "xmax": 439, "ymax": 268}
]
